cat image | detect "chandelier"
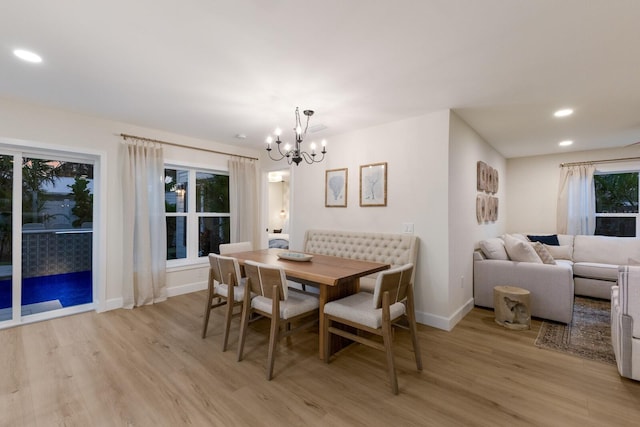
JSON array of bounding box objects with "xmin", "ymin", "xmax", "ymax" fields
[{"xmin": 265, "ymin": 107, "xmax": 327, "ymax": 165}]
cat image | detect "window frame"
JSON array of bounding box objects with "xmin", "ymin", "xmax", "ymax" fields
[
  {"xmin": 165, "ymin": 163, "xmax": 230, "ymax": 268},
  {"xmin": 594, "ymin": 166, "xmax": 640, "ymax": 237}
]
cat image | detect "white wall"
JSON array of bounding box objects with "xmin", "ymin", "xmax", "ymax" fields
[
  {"xmin": 507, "ymin": 146, "xmax": 640, "ymax": 233},
  {"xmin": 448, "ymin": 112, "xmax": 507, "ymax": 323},
  {"xmin": 0, "ymin": 97, "xmax": 260, "ymax": 308},
  {"xmin": 285, "ymin": 110, "xmax": 454, "ymax": 328}
]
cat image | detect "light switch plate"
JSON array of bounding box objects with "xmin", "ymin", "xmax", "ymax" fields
[{"xmin": 403, "ymin": 223, "xmax": 414, "ymax": 234}]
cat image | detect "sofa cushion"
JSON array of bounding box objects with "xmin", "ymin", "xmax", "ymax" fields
[
  {"xmin": 479, "ymin": 238, "xmax": 509, "ymax": 260},
  {"xmin": 573, "ymin": 235, "xmax": 640, "ymax": 265},
  {"xmin": 531, "ymin": 242, "xmax": 556, "ymax": 265},
  {"xmin": 545, "ymin": 244, "xmax": 573, "ymax": 260},
  {"xmin": 528, "ymin": 234, "xmax": 560, "ymax": 246},
  {"xmin": 502, "ymin": 233, "xmax": 528, "ymax": 242},
  {"xmin": 573, "ymin": 262, "xmax": 619, "ymax": 281},
  {"xmin": 504, "ymin": 234, "xmax": 542, "ymax": 263},
  {"xmin": 555, "ymin": 259, "xmax": 574, "ymax": 268}
]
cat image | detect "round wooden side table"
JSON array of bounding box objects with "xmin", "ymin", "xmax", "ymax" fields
[{"xmin": 493, "ymin": 285, "xmax": 531, "ymax": 330}]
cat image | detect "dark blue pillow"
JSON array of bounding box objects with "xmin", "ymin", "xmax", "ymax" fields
[{"xmin": 527, "ymin": 234, "xmax": 560, "ymax": 246}]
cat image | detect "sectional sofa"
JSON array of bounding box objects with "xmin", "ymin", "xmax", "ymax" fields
[{"xmin": 473, "ymin": 233, "xmax": 640, "ymax": 323}]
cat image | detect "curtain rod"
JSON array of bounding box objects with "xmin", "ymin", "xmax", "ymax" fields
[
  {"xmin": 120, "ymin": 133, "xmax": 259, "ymax": 161},
  {"xmin": 560, "ymin": 156, "xmax": 640, "ymax": 168}
]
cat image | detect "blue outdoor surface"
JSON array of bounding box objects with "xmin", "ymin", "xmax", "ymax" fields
[{"xmin": 0, "ymin": 271, "xmax": 92, "ymax": 309}]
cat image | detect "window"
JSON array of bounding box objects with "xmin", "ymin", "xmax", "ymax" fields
[
  {"xmin": 165, "ymin": 167, "xmax": 230, "ymax": 264},
  {"xmin": 594, "ymin": 172, "xmax": 639, "ymax": 237}
]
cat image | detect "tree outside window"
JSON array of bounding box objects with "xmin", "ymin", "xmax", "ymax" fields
[{"xmin": 594, "ymin": 172, "xmax": 639, "ymax": 237}]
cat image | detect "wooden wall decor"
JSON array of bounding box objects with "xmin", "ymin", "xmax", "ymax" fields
[{"xmin": 476, "ymin": 161, "xmax": 499, "ymax": 224}]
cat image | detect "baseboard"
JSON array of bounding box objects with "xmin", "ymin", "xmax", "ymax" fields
[
  {"xmin": 100, "ymin": 281, "xmax": 206, "ymax": 312},
  {"xmin": 415, "ymin": 297, "xmax": 475, "ymax": 331},
  {"xmin": 104, "ymin": 297, "xmax": 123, "ymax": 311},
  {"xmin": 166, "ymin": 280, "xmax": 207, "ymax": 297}
]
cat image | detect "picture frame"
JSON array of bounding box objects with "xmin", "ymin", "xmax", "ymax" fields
[
  {"xmin": 325, "ymin": 168, "xmax": 348, "ymax": 207},
  {"xmin": 360, "ymin": 162, "xmax": 387, "ymax": 207}
]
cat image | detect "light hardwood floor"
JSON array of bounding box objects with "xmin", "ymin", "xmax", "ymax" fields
[{"xmin": 2, "ymin": 291, "xmax": 640, "ymax": 426}]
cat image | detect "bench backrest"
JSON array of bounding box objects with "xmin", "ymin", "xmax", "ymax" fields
[{"xmin": 303, "ymin": 229, "xmax": 419, "ymax": 290}]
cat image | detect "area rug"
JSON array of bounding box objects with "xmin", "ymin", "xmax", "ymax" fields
[{"xmin": 535, "ymin": 296, "xmax": 615, "ymax": 365}]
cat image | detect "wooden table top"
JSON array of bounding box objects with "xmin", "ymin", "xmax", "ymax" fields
[{"xmin": 225, "ymin": 248, "xmax": 390, "ymax": 286}]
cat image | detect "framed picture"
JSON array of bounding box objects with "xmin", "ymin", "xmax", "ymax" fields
[
  {"xmin": 325, "ymin": 168, "xmax": 348, "ymax": 207},
  {"xmin": 360, "ymin": 162, "xmax": 387, "ymax": 207}
]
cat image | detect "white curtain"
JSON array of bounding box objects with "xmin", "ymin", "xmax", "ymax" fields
[
  {"xmin": 229, "ymin": 157, "xmax": 260, "ymax": 247},
  {"xmin": 121, "ymin": 140, "xmax": 167, "ymax": 308},
  {"xmin": 557, "ymin": 164, "xmax": 596, "ymax": 235}
]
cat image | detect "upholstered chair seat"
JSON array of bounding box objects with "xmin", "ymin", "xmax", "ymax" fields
[
  {"xmin": 323, "ymin": 292, "xmax": 406, "ymax": 329},
  {"xmin": 214, "ymin": 281, "xmax": 247, "ymax": 302}
]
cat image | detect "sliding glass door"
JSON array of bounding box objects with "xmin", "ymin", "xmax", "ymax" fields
[
  {"xmin": 0, "ymin": 154, "xmax": 13, "ymax": 321},
  {"xmin": 0, "ymin": 150, "xmax": 95, "ymax": 323}
]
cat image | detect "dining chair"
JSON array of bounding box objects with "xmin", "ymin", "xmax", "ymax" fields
[
  {"xmin": 237, "ymin": 260, "xmax": 320, "ymax": 380},
  {"xmin": 202, "ymin": 253, "xmax": 248, "ymax": 352},
  {"xmin": 219, "ymin": 241, "xmax": 252, "ymax": 255},
  {"xmin": 322, "ymin": 263, "xmax": 422, "ymax": 394}
]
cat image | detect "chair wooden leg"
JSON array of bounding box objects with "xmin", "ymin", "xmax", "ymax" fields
[
  {"xmin": 266, "ymin": 287, "xmax": 281, "ymax": 380},
  {"xmin": 382, "ymin": 292, "xmax": 399, "ymax": 395},
  {"xmin": 323, "ymin": 314, "xmax": 331, "ymax": 363},
  {"xmin": 237, "ymin": 290, "xmax": 252, "ymax": 362},
  {"xmin": 406, "ymin": 287, "xmax": 423, "ymax": 371},
  {"xmin": 285, "ymin": 321, "xmax": 292, "ymax": 346},
  {"xmin": 222, "ymin": 298, "xmax": 234, "ymax": 352},
  {"xmin": 266, "ymin": 314, "xmax": 280, "ymax": 381},
  {"xmin": 202, "ymin": 290, "xmax": 214, "ymax": 339}
]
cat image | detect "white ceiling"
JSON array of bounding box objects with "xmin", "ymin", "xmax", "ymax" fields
[{"xmin": 2, "ymin": 0, "xmax": 640, "ymax": 159}]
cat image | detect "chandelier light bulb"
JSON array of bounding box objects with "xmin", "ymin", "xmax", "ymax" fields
[
  {"xmin": 310, "ymin": 142, "xmax": 317, "ymax": 152},
  {"xmin": 321, "ymin": 139, "xmax": 327, "ymax": 147},
  {"xmin": 274, "ymin": 128, "xmax": 282, "ymax": 136},
  {"xmin": 284, "ymin": 143, "xmax": 291, "ymax": 151},
  {"xmin": 296, "ymin": 125, "xmax": 302, "ymax": 135},
  {"xmin": 266, "ymin": 136, "xmax": 273, "ymax": 144}
]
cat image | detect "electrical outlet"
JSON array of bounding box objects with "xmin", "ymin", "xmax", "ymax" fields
[{"xmin": 402, "ymin": 223, "xmax": 414, "ymax": 234}]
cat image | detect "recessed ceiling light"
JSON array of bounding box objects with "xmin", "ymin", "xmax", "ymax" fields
[
  {"xmin": 554, "ymin": 108, "xmax": 573, "ymax": 118},
  {"xmin": 559, "ymin": 140, "xmax": 573, "ymax": 147},
  {"xmin": 234, "ymin": 133, "xmax": 247, "ymax": 139},
  {"xmin": 13, "ymin": 49, "xmax": 42, "ymax": 63}
]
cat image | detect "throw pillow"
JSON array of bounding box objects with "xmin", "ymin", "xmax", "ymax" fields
[
  {"xmin": 527, "ymin": 234, "xmax": 560, "ymax": 246},
  {"xmin": 504, "ymin": 234, "xmax": 543, "ymax": 263},
  {"xmin": 544, "ymin": 244, "xmax": 573, "ymax": 261},
  {"xmin": 531, "ymin": 241, "xmax": 556, "ymax": 265},
  {"xmin": 479, "ymin": 238, "xmax": 509, "ymax": 260},
  {"xmin": 502, "ymin": 233, "xmax": 528, "ymax": 242}
]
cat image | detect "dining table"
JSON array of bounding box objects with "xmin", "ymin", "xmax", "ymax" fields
[{"xmin": 224, "ymin": 248, "xmax": 390, "ymax": 359}]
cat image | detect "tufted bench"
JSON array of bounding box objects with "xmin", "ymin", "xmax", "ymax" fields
[{"xmin": 302, "ymin": 229, "xmax": 419, "ymax": 292}]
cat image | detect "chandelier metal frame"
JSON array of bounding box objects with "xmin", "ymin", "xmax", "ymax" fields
[{"xmin": 265, "ymin": 107, "xmax": 326, "ymax": 165}]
